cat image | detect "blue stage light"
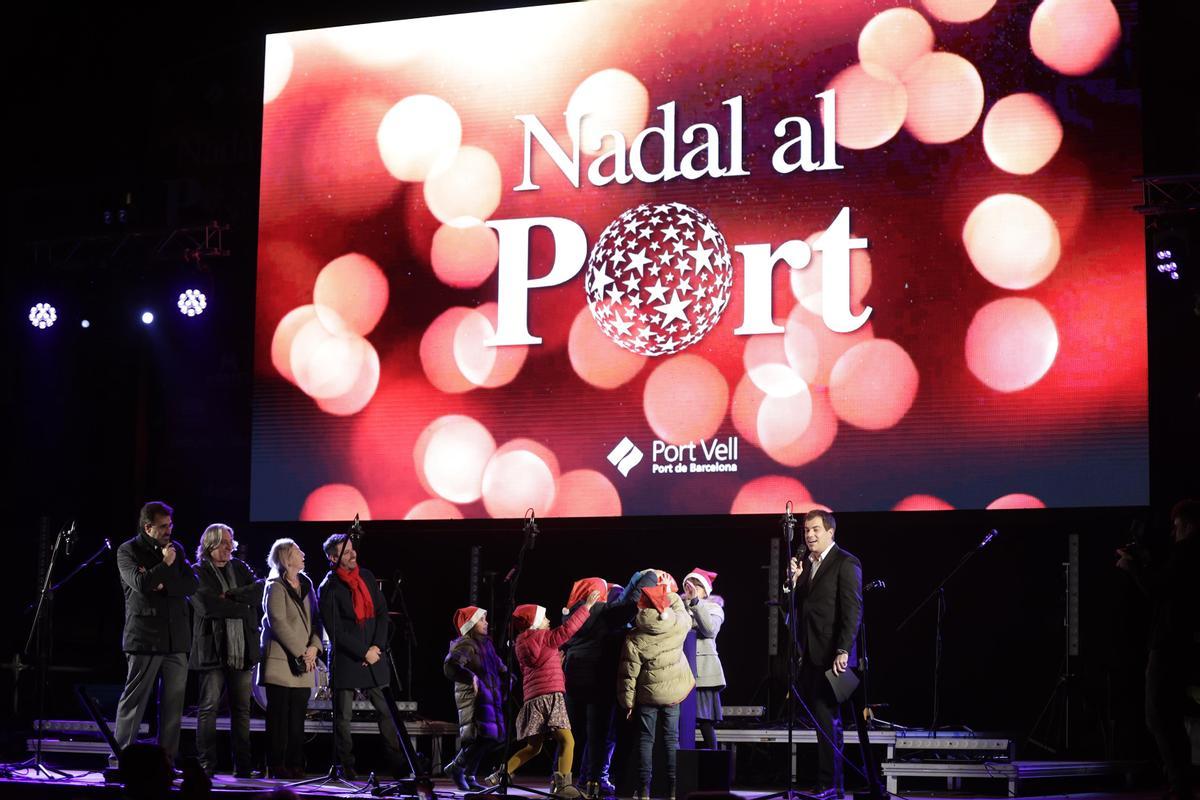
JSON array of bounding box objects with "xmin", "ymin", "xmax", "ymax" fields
[{"xmin": 29, "ymin": 303, "xmax": 57, "ymax": 330}]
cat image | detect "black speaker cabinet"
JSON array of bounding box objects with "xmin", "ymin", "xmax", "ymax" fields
[{"xmin": 675, "ymin": 748, "xmax": 733, "ymax": 799}]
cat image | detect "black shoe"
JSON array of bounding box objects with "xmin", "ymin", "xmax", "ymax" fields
[
  {"xmin": 466, "ymin": 774, "xmax": 488, "ymax": 792},
  {"xmin": 447, "ymin": 761, "xmax": 471, "ymax": 790},
  {"xmin": 234, "ymin": 768, "xmax": 263, "ymax": 780}
]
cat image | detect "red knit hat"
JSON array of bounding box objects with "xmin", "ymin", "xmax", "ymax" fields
[
  {"xmin": 639, "ymin": 584, "xmax": 673, "ymax": 620},
  {"xmin": 654, "ymin": 569, "xmax": 679, "ymax": 593},
  {"xmin": 453, "ymin": 606, "xmax": 486, "ymax": 636},
  {"xmin": 511, "ymin": 603, "xmax": 546, "ymax": 634},
  {"xmin": 562, "ymin": 577, "xmax": 607, "ymax": 615},
  {"xmin": 684, "ymin": 568, "xmax": 717, "ymax": 596}
]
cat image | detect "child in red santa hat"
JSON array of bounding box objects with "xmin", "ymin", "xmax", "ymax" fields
[
  {"xmin": 482, "ymin": 589, "xmax": 601, "ymax": 798},
  {"xmin": 618, "ymin": 583, "xmax": 694, "ymax": 800},
  {"xmin": 443, "ymin": 606, "xmax": 506, "ymax": 790},
  {"xmin": 682, "ymin": 568, "xmax": 725, "ymax": 750}
]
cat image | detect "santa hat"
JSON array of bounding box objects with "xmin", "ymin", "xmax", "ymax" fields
[
  {"xmin": 511, "ymin": 603, "xmax": 546, "ymax": 634},
  {"xmin": 562, "ymin": 577, "xmax": 607, "ymax": 615},
  {"xmin": 654, "ymin": 569, "xmax": 679, "ymax": 593},
  {"xmin": 638, "ymin": 585, "xmax": 673, "ymax": 620},
  {"xmin": 453, "ymin": 606, "xmax": 486, "ymax": 636},
  {"xmin": 684, "ymin": 568, "xmax": 717, "ymax": 596}
]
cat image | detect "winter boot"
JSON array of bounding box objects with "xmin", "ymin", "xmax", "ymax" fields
[
  {"xmin": 551, "ymin": 771, "xmax": 584, "ymax": 799},
  {"xmin": 446, "ymin": 760, "xmax": 471, "ymax": 791}
]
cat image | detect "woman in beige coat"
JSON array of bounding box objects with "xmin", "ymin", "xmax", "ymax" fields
[
  {"xmin": 617, "ymin": 584, "xmax": 694, "ymax": 800},
  {"xmin": 260, "ymin": 538, "xmax": 323, "ymax": 779}
]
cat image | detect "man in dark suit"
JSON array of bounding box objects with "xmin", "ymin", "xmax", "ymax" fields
[
  {"xmin": 317, "ymin": 533, "xmax": 407, "ymax": 780},
  {"xmin": 787, "ymin": 509, "xmax": 863, "ymax": 799},
  {"xmin": 114, "ymin": 501, "xmax": 199, "ymax": 763}
]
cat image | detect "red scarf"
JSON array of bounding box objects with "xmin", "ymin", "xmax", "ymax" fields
[{"xmin": 335, "ymin": 566, "xmax": 375, "ymax": 625}]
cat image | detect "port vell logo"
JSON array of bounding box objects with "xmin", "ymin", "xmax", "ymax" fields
[{"xmin": 607, "ymin": 435, "xmax": 740, "ymax": 477}]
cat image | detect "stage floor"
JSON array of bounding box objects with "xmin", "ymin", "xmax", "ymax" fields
[{"xmin": 0, "ymin": 768, "xmax": 1165, "ymax": 800}]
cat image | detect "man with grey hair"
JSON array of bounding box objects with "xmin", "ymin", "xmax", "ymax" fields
[
  {"xmin": 191, "ymin": 523, "xmax": 264, "ymax": 778},
  {"xmin": 114, "ymin": 501, "xmax": 198, "ymax": 764}
]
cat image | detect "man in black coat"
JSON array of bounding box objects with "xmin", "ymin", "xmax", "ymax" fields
[
  {"xmin": 190, "ymin": 523, "xmax": 264, "ymax": 778},
  {"xmin": 114, "ymin": 501, "xmax": 199, "ymax": 763},
  {"xmin": 787, "ymin": 510, "xmax": 863, "ymax": 799},
  {"xmin": 317, "ymin": 533, "xmax": 407, "ymax": 780}
]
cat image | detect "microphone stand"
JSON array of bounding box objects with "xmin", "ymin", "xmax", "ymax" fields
[
  {"xmin": 757, "ymin": 504, "xmax": 822, "ymax": 800},
  {"xmin": 895, "ymin": 530, "xmax": 999, "ymax": 734},
  {"xmin": 18, "ymin": 523, "xmax": 82, "ymax": 780},
  {"xmin": 468, "ymin": 510, "xmax": 554, "ymax": 799},
  {"xmin": 290, "ymin": 518, "xmax": 362, "ymax": 792},
  {"xmin": 389, "ymin": 575, "xmax": 418, "ymax": 702}
]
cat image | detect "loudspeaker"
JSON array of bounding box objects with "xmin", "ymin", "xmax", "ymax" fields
[{"xmin": 676, "ymin": 748, "xmax": 733, "ymax": 799}]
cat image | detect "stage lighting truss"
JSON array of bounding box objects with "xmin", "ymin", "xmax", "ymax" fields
[
  {"xmin": 29, "ymin": 303, "xmax": 57, "ymax": 329},
  {"xmin": 177, "ymin": 289, "xmax": 208, "ymax": 316}
]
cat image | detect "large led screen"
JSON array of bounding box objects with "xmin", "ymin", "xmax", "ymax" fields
[{"xmin": 253, "ymin": 0, "xmax": 1147, "ymax": 521}]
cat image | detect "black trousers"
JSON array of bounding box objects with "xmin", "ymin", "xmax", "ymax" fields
[
  {"xmin": 265, "ymin": 685, "xmax": 310, "ymax": 773},
  {"xmin": 566, "ymin": 692, "xmax": 617, "ymax": 781},
  {"xmin": 1145, "ymin": 648, "xmax": 1192, "ymax": 794},
  {"xmin": 799, "ymin": 663, "xmax": 844, "ymax": 791},
  {"xmin": 334, "ymin": 687, "xmax": 405, "ymax": 772},
  {"xmin": 196, "ymin": 667, "xmax": 253, "ymax": 774},
  {"xmin": 451, "ymin": 736, "xmax": 498, "ymax": 776}
]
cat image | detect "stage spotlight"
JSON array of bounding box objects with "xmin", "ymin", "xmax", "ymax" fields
[
  {"xmin": 81, "ymin": 319, "xmax": 91, "ymax": 329},
  {"xmin": 29, "ymin": 303, "xmax": 57, "ymax": 329},
  {"xmin": 141, "ymin": 311, "xmax": 155, "ymax": 325},
  {"xmin": 177, "ymin": 289, "xmax": 207, "ymax": 317},
  {"xmin": 1154, "ymin": 249, "xmax": 1180, "ymax": 281}
]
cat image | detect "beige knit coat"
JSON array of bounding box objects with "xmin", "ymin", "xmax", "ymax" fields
[
  {"xmin": 617, "ymin": 592, "xmax": 695, "ymax": 709},
  {"xmin": 259, "ymin": 576, "xmax": 324, "ymax": 689}
]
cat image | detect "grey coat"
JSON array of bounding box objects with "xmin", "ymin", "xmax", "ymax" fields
[
  {"xmin": 260, "ymin": 574, "xmax": 324, "ymax": 689},
  {"xmin": 688, "ymin": 595, "xmax": 726, "ymax": 689}
]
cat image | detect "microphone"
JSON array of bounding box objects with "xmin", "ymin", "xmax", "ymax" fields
[
  {"xmin": 782, "ymin": 500, "xmax": 796, "ymax": 542},
  {"xmin": 524, "ymin": 509, "xmax": 539, "ymax": 551},
  {"xmin": 64, "ymin": 521, "xmax": 76, "ymax": 556},
  {"xmin": 349, "ymin": 513, "xmax": 364, "ymax": 542},
  {"xmin": 104, "ymin": 538, "xmax": 113, "ymax": 551},
  {"xmin": 979, "ymin": 528, "xmax": 999, "ymax": 549},
  {"xmin": 864, "ymin": 579, "xmax": 887, "ymax": 592}
]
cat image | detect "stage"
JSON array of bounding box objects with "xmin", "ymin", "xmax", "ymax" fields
[{"xmin": 0, "ymin": 767, "xmax": 1161, "ymax": 800}]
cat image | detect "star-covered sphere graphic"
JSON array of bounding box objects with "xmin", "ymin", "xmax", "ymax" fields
[{"xmin": 585, "ymin": 203, "xmax": 733, "ymax": 357}]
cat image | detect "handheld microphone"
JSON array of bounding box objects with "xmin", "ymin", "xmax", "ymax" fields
[
  {"xmin": 864, "ymin": 579, "xmax": 887, "ymax": 592},
  {"xmin": 979, "ymin": 528, "xmax": 999, "ymax": 548},
  {"xmin": 64, "ymin": 521, "xmax": 76, "ymax": 556}
]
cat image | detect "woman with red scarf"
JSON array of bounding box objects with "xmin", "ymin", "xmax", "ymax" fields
[{"xmin": 317, "ymin": 533, "xmax": 407, "ymax": 781}]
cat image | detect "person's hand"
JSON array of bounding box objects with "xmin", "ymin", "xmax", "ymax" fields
[
  {"xmin": 154, "ymin": 584, "xmax": 164, "ymax": 592},
  {"xmin": 683, "ymin": 582, "xmax": 696, "ymax": 601},
  {"xmin": 584, "ymin": 590, "xmax": 601, "ymax": 608},
  {"xmin": 162, "ymin": 544, "xmax": 177, "ymax": 566},
  {"xmin": 787, "ymin": 556, "xmax": 803, "ymax": 584},
  {"xmin": 304, "ymin": 645, "xmax": 318, "ymax": 670},
  {"xmin": 1114, "ymin": 547, "xmax": 1134, "ymax": 571},
  {"xmin": 137, "ymin": 566, "xmax": 146, "ymax": 575},
  {"xmin": 364, "ymin": 645, "xmax": 381, "ymax": 665},
  {"xmin": 626, "ymin": 708, "xmax": 633, "ymax": 720},
  {"xmin": 833, "ymin": 652, "xmax": 849, "ymax": 675},
  {"xmin": 472, "ymin": 675, "xmax": 480, "ymax": 694}
]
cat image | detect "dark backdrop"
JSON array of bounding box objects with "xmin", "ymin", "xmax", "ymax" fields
[{"xmin": 2, "ymin": 0, "xmax": 1197, "ymax": 770}]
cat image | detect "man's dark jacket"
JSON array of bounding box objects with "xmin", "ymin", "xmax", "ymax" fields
[
  {"xmin": 794, "ymin": 544, "xmax": 863, "ymax": 670},
  {"xmin": 318, "ymin": 567, "xmax": 392, "ymax": 689},
  {"xmin": 116, "ymin": 532, "xmax": 199, "ymax": 654},
  {"xmin": 189, "ymin": 557, "xmax": 263, "ymax": 670}
]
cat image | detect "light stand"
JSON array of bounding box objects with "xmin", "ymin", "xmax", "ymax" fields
[
  {"xmin": 896, "ymin": 528, "xmax": 999, "ymax": 735},
  {"xmin": 467, "ymin": 509, "xmax": 555, "ymax": 800}
]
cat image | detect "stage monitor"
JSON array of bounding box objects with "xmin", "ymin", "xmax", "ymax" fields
[{"xmin": 252, "ymin": 0, "xmax": 1147, "ymax": 521}]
